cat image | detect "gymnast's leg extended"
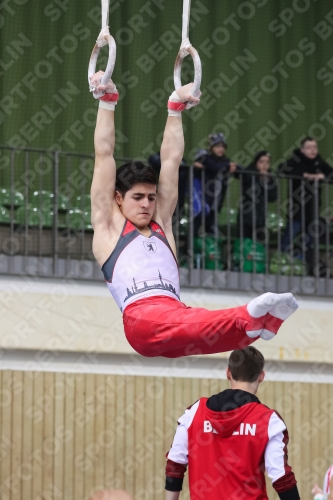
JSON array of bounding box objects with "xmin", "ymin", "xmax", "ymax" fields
[{"xmin": 123, "ymin": 292, "xmax": 298, "ymax": 358}]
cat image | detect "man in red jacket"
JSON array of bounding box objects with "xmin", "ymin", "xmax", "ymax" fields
[{"xmin": 165, "ymin": 346, "xmax": 299, "ymax": 500}]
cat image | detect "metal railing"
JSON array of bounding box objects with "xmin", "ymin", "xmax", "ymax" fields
[{"xmin": 0, "ymin": 145, "xmax": 333, "ymax": 296}]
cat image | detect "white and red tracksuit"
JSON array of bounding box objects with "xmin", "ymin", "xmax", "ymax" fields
[
  {"xmin": 102, "ymin": 220, "xmax": 296, "ymax": 358},
  {"xmin": 166, "ymin": 389, "xmax": 300, "ymax": 500}
]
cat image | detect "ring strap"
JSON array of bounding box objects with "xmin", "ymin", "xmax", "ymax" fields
[
  {"xmin": 101, "ymin": 0, "xmax": 110, "ymax": 30},
  {"xmin": 179, "ymin": 37, "xmax": 192, "ymax": 59},
  {"xmin": 182, "ymin": 0, "xmax": 191, "ymax": 40}
]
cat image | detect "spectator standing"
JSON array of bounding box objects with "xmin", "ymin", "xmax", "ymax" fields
[
  {"xmin": 193, "ymin": 133, "xmax": 240, "ymax": 236},
  {"xmin": 165, "ymin": 346, "xmax": 300, "ymax": 500},
  {"xmin": 238, "ymin": 150, "xmax": 277, "ymax": 242},
  {"xmin": 278, "ymin": 137, "xmax": 333, "ymax": 274}
]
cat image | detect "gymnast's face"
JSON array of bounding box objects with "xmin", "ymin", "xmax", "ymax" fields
[{"xmin": 116, "ymin": 183, "xmax": 157, "ymax": 228}]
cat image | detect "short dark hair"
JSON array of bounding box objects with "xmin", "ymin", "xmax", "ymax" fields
[
  {"xmin": 228, "ymin": 346, "xmax": 265, "ymax": 383},
  {"xmin": 300, "ymin": 136, "xmax": 316, "ymax": 147},
  {"xmin": 116, "ymin": 161, "xmax": 158, "ymax": 196}
]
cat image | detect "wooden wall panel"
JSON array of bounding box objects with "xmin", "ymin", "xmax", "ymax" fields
[
  {"xmin": 94, "ymin": 374, "xmax": 106, "ymax": 492},
  {"xmin": 42, "ymin": 371, "xmax": 54, "ymax": 499},
  {"xmin": 32, "ymin": 372, "xmax": 43, "ymax": 500},
  {"xmin": 0, "ymin": 371, "xmax": 332, "ymax": 500},
  {"xmin": 11, "ymin": 371, "xmax": 23, "ymax": 500},
  {"xmin": 105, "ymin": 374, "xmax": 117, "ymax": 490},
  {"xmin": 63, "ymin": 373, "xmax": 75, "ymax": 500},
  {"xmin": 1, "ymin": 370, "xmax": 11, "ymax": 500},
  {"xmin": 74, "ymin": 373, "xmax": 85, "ymax": 500},
  {"xmin": 84, "ymin": 373, "xmax": 95, "ymax": 499},
  {"xmin": 53, "ymin": 372, "xmax": 65, "ymax": 500}
]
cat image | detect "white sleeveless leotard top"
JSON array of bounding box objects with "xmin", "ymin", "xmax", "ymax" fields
[{"xmin": 102, "ymin": 220, "xmax": 180, "ymax": 312}]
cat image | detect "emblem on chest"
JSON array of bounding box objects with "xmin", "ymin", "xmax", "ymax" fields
[{"xmin": 143, "ymin": 241, "xmax": 157, "ymax": 253}]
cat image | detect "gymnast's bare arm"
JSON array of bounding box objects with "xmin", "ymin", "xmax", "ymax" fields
[
  {"xmin": 90, "ymin": 72, "xmax": 125, "ymax": 267},
  {"xmin": 154, "ymin": 83, "xmax": 199, "ymax": 254}
]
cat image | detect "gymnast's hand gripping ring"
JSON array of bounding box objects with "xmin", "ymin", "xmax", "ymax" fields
[{"xmin": 88, "ymin": 0, "xmax": 116, "ymax": 98}]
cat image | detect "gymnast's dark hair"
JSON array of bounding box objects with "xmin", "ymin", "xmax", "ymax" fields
[
  {"xmin": 228, "ymin": 346, "xmax": 265, "ymax": 383},
  {"xmin": 115, "ymin": 161, "xmax": 158, "ymax": 196}
]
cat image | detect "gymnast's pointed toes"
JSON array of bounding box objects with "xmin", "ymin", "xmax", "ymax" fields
[
  {"xmin": 247, "ymin": 292, "xmax": 277, "ymax": 318},
  {"xmin": 268, "ymin": 292, "xmax": 299, "ymax": 321},
  {"xmin": 247, "ymin": 292, "xmax": 299, "ymax": 320}
]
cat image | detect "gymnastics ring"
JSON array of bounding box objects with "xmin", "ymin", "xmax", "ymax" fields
[
  {"xmin": 88, "ymin": 0, "xmax": 116, "ymax": 98},
  {"xmin": 174, "ymin": 43, "xmax": 202, "ymax": 98},
  {"xmin": 88, "ymin": 26, "xmax": 117, "ymax": 95},
  {"xmin": 173, "ymin": 0, "xmax": 202, "ymax": 99}
]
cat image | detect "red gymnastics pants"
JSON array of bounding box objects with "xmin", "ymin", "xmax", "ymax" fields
[{"xmin": 123, "ymin": 295, "xmax": 284, "ymax": 358}]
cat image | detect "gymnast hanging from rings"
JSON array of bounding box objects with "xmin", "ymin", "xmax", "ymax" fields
[{"xmin": 88, "ymin": 0, "xmax": 299, "ymax": 358}]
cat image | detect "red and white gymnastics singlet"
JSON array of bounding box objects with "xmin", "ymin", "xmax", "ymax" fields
[{"xmin": 102, "ymin": 220, "xmax": 180, "ymax": 312}]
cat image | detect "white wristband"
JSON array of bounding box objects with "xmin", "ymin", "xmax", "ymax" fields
[
  {"xmin": 168, "ymin": 109, "xmax": 182, "ymax": 117},
  {"xmin": 99, "ymin": 100, "xmax": 116, "ymax": 111},
  {"xmin": 314, "ymin": 494, "xmax": 326, "ymax": 500},
  {"xmin": 169, "ymin": 90, "xmax": 183, "ymax": 103}
]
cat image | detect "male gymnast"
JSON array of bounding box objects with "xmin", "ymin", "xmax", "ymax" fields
[{"xmin": 89, "ymin": 72, "xmax": 298, "ymax": 358}]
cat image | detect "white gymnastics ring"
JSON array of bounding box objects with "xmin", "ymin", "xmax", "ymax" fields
[
  {"xmin": 174, "ymin": 44, "xmax": 202, "ymax": 98},
  {"xmin": 173, "ymin": 0, "xmax": 202, "ymax": 98},
  {"xmin": 88, "ymin": 31, "xmax": 116, "ymax": 98},
  {"xmin": 88, "ymin": 0, "xmax": 116, "ymax": 98}
]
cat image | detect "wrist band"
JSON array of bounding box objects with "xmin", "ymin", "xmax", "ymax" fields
[
  {"xmin": 99, "ymin": 100, "xmax": 116, "ymax": 111},
  {"xmin": 100, "ymin": 92, "xmax": 119, "ymax": 102},
  {"xmin": 167, "ymin": 101, "xmax": 186, "ymax": 112}
]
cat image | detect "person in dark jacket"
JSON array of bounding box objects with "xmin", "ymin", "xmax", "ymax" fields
[
  {"xmin": 193, "ymin": 133, "xmax": 240, "ymax": 236},
  {"xmin": 278, "ymin": 137, "xmax": 333, "ymax": 274},
  {"xmin": 238, "ymin": 151, "xmax": 277, "ymax": 242}
]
